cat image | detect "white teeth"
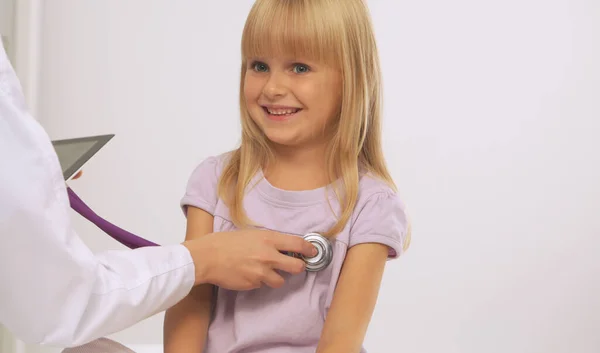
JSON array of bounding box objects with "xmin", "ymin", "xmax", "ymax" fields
[{"xmin": 267, "ymin": 108, "xmax": 299, "ymax": 115}]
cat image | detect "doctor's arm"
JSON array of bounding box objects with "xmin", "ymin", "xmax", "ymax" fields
[{"xmin": 0, "ymin": 43, "xmax": 199, "ymax": 347}]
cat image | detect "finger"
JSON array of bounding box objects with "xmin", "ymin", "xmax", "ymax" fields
[
  {"xmin": 260, "ymin": 269, "xmax": 285, "ymax": 288},
  {"xmin": 268, "ymin": 232, "xmax": 317, "ymax": 257},
  {"xmin": 73, "ymin": 170, "xmax": 83, "ymax": 179},
  {"xmin": 270, "ymin": 253, "xmax": 306, "ymax": 275},
  {"xmin": 245, "ymin": 279, "xmax": 262, "ymax": 290}
]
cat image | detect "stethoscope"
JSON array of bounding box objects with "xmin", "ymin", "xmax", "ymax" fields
[
  {"xmin": 283, "ymin": 232, "xmax": 333, "ymax": 272},
  {"xmin": 66, "ymin": 187, "xmax": 333, "ymax": 272}
]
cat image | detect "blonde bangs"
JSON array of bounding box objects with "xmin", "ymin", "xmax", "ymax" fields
[{"xmin": 241, "ymin": 0, "xmax": 341, "ymax": 65}]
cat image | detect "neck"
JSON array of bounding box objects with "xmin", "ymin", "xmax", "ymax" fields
[
  {"xmin": 273, "ymin": 141, "xmax": 327, "ymax": 166},
  {"xmin": 263, "ymin": 141, "xmax": 331, "ymax": 191}
]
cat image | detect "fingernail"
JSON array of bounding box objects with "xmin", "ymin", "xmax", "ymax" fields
[{"xmin": 312, "ymin": 246, "xmax": 318, "ymax": 256}]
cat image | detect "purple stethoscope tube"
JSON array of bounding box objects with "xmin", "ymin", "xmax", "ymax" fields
[
  {"xmin": 67, "ymin": 187, "xmax": 158, "ymax": 249},
  {"xmin": 66, "ymin": 187, "xmax": 333, "ymax": 271}
]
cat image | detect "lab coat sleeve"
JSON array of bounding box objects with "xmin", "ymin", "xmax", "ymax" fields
[{"xmin": 0, "ymin": 42, "xmax": 196, "ymax": 347}]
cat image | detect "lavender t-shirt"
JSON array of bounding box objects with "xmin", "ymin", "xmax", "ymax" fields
[{"xmin": 180, "ymin": 153, "xmax": 408, "ymax": 353}]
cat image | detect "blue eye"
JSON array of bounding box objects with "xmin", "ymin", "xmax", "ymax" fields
[
  {"xmin": 293, "ymin": 64, "xmax": 310, "ymax": 74},
  {"xmin": 252, "ymin": 62, "xmax": 268, "ymax": 72}
]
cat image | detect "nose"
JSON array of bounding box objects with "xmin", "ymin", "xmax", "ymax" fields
[{"xmin": 262, "ymin": 71, "xmax": 287, "ymax": 100}]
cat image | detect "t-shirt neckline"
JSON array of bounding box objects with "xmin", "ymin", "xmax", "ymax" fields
[{"xmin": 252, "ymin": 169, "xmax": 338, "ymax": 207}]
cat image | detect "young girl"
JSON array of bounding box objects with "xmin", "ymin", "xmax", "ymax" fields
[{"xmin": 164, "ymin": 0, "xmax": 410, "ymax": 352}]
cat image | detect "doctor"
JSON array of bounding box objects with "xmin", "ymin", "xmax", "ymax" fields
[{"xmin": 0, "ymin": 42, "xmax": 316, "ymax": 347}]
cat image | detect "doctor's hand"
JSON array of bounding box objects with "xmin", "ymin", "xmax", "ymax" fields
[{"xmin": 182, "ymin": 230, "xmax": 317, "ymax": 290}]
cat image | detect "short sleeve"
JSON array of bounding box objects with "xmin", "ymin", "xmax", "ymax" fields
[
  {"xmin": 180, "ymin": 156, "xmax": 220, "ymax": 216},
  {"xmin": 348, "ymin": 191, "xmax": 408, "ymax": 259}
]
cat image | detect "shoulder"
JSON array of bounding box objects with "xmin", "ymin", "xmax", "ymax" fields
[
  {"xmin": 347, "ymin": 173, "xmax": 410, "ymax": 258},
  {"xmin": 355, "ymin": 173, "xmax": 406, "ymax": 212},
  {"xmin": 188, "ymin": 151, "xmax": 232, "ymax": 179},
  {"xmin": 185, "ymin": 150, "xmax": 236, "ymax": 187},
  {"xmin": 180, "ymin": 151, "xmax": 234, "ymax": 215}
]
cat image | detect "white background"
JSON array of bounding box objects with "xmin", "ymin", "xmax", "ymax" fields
[{"xmin": 3, "ymin": 0, "xmax": 600, "ymax": 352}]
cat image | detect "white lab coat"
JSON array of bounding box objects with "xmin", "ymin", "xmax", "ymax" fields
[{"xmin": 0, "ymin": 42, "xmax": 195, "ymax": 347}]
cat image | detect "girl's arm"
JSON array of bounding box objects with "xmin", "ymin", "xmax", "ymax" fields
[
  {"xmin": 164, "ymin": 206, "xmax": 215, "ymax": 353},
  {"xmin": 316, "ymin": 189, "xmax": 408, "ymax": 352},
  {"xmin": 316, "ymin": 242, "xmax": 390, "ymax": 353}
]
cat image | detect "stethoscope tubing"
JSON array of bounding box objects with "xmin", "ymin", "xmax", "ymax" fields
[{"xmin": 67, "ymin": 187, "xmax": 333, "ymax": 271}]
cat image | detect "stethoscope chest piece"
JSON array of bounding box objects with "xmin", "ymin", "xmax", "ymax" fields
[{"xmin": 298, "ymin": 232, "xmax": 333, "ymax": 272}]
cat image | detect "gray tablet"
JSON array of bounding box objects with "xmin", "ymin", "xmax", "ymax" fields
[{"xmin": 52, "ymin": 134, "xmax": 115, "ymax": 181}]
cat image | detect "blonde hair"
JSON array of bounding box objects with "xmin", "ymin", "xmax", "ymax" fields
[{"xmin": 218, "ymin": 0, "xmax": 411, "ymax": 250}]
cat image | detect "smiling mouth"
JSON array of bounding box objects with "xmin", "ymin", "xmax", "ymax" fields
[{"xmin": 262, "ymin": 106, "xmax": 302, "ymax": 120}]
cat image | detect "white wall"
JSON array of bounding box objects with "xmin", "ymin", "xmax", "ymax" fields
[
  {"xmin": 0, "ymin": 0, "xmax": 14, "ymax": 38},
  {"xmin": 22, "ymin": 0, "xmax": 600, "ymax": 352}
]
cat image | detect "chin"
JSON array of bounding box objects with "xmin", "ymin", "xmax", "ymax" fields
[
  {"xmin": 257, "ymin": 126, "xmax": 303, "ymax": 146},
  {"xmin": 263, "ymin": 132, "xmax": 301, "ymax": 147}
]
